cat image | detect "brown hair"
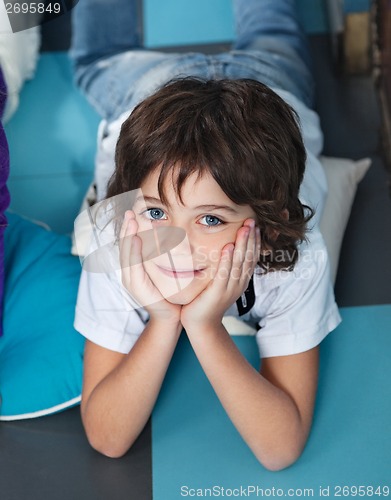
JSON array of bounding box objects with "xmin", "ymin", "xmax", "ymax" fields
[{"xmin": 107, "ymin": 77, "xmax": 313, "ymax": 272}]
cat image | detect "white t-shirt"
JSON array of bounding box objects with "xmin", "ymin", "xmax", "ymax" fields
[{"xmin": 74, "ymin": 87, "xmax": 342, "ymax": 358}]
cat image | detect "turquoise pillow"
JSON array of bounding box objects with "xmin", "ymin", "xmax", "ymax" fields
[{"xmin": 0, "ymin": 212, "xmax": 84, "ymax": 419}]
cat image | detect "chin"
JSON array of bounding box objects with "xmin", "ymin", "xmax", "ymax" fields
[
  {"xmin": 164, "ymin": 291, "xmax": 197, "ymax": 305},
  {"xmin": 147, "ymin": 268, "xmax": 210, "ymax": 305}
]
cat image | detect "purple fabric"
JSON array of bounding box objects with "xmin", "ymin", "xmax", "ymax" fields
[{"xmin": 0, "ymin": 68, "xmax": 11, "ymax": 336}]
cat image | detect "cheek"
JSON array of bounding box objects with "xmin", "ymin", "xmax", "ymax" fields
[
  {"xmin": 136, "ymin": 221, "xmax": 188, "ymax": 260},
  {"xmin": 194, "ymin": 229, "xmax": 238, "ymax": 267}
]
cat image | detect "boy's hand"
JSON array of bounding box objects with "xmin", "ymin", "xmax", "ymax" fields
[
  {"xmin": 119, "ymin": 210, "xmax": 182, "ymax": 325},
  {"xmin": 180, "ymin": 219, "xmax": 261, "ymax": 331}
]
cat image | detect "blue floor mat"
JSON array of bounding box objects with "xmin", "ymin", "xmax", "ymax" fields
[
  {"xmin": 152, "ymin": 304, "xmax": 391, "ymax": 499},
  {"xmin": 144, "ymin": 0, "xmax": 329, "ymax": 48},
  {"xmin": 4, "ymin": 53, "xmax": 100, "ymax": 234}
]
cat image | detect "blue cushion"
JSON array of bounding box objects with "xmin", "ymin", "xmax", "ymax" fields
[{"xmin": 0, "ymin": 212, "xmax": 84, "ymax": 419}]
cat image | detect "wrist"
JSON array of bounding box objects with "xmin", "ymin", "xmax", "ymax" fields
[
  {"xmin": 184, "ymin": 318, "xmax": 225, "ymax": 337},
  {"xmin": 181, "ymin": 307, "xmax": 223, "ymax": 332},
  {"xmin": 146, "ymin": 306, "xmax": 181, "ymax": 326},
  {"xmin": 148, "ymin": 316, "xmax": 183, "ymax": 335}
]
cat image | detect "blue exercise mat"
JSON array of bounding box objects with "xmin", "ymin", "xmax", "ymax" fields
[
  {"xmin": 152, "ymin": 305, "xmax": 391, "ymax": 499},
  {"xmin": 4, "ymin": 53, "xmax": 100, "ymax": 235},
  {"xmin": 144, "ymin": 0, "xmax": 329, "ymax": 48}
]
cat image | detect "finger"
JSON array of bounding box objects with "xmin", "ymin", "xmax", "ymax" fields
[
  {"xmin": 245, "ymin": 224, "xmax": 259, "ymax": 281},
  {"xmin": 245, "ymin": 220, "xmax": 257, "ymax": 265},
  {"xmin": 233, "ymin": 220, "xmax": 259, "ymax": 287},
  {"xmin": 232, "ymin": 223, "xmax": 251, "ymax": 276},
  {"xmin": 119, "ymin": 210, "xmax": 129, "ymax": 241},
  {"xmin": 212, "ymin": 242, "xmax": 234, "ymax": 288},
  {"xmin": 242, "ymin": 224, "xmax": 256, "ymax": 278},
  {"xmin": 121, "ymin": 211, "xmax": 139, "ymax": 245},
  {"xmin": 119, "ymin": 213, "xmax": 140, "ymax": 271},
  {"xmin": 243, "ymin": 219, "xmax": 259, "ymax": 263},
  {"xmin": 128, "ymin": 231, "xmax": 143, "ymax": 268},
  {"xmin": 119, "ymin": 214, "xmax": 132, "ymax": 273},
  {"xmin": 255, "ymin": 225, "xmax": 261, "ymax": 263},
  {"xmin": 119, "ymin": 210, "xmax": 135, "ymax": 249},
  {"xmin": 125, "ymin": 210, "xmax": 137, "ymax": 235},
  {"xmin": 246, "ymin": 224, "xmax": 259, "ymax": 275}
]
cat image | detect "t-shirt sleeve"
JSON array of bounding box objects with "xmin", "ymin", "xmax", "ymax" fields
[
  {"xmin": 74, "ymin": 267, "xmax": 149, "ymax": 354},
  {"xmin": 253, "ymin": 229, "xmax": 341, "ymax": 358}
]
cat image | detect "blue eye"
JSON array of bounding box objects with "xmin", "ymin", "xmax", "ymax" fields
[
  {"xmin": 200, "ymin": 215, "xmax": 223, "ymax": 227},
  {"xmin": 144, "ymin": 208, "xmax": 166, "ymax": 220}
]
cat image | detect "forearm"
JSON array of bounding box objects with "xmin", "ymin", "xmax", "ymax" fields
[
  {"xmin": 186, "ymin": 322, "xmax": 309, "ymax": 471},
  {"xmin": 82, "ymin": 319, "xmax": 182, "ymax": 458}
]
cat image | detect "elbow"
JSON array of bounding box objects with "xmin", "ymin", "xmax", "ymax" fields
[
  {"xmin": 81, "ymin": 406, "xmax": 135, "ymax": 458},
  {"xmin": 261, "ymin": 453, "xmax": 301, "ymax": 472},
  {"xmin": 82, "ymin": 417, "xmax": 134, "ymax": 459},
  {"xmin": 91, "ymin": 442, "xmax": 128, "ymax": 460},
  {"xmin": 86, "ymin": 431, "xmax": 133, "ymax": 459},
  {"xmin": 255, "ymin": 441, "xmax": 305, "ymax": 472}
]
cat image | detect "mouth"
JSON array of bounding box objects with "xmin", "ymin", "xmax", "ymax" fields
[{"xmin": 156, "ymin": 265, "xmax": 204, "ymax": 279}]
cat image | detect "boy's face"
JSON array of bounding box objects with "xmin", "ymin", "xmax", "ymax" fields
[{"xmin": 131, "ymin": 168, "xmax": 258, "ymax": 306}]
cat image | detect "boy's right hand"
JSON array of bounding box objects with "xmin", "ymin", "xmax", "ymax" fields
[{"xmin": 119, "ymin": 210, "xmax": 182, "ymax": 325}]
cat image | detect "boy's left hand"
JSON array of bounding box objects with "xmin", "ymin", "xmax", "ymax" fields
[{"xmin": 180, "ymin": 219, "xmax": 261, "ymax": 331}]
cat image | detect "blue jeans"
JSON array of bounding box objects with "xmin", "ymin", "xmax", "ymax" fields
[{"xmin": 70, "ymin": 0, "xmax": 314, "ymax": 123}]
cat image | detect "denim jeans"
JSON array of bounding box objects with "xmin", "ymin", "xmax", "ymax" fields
[{"xmin": 70, "ymin": 0, "xmax": 314, "ymax": 123}]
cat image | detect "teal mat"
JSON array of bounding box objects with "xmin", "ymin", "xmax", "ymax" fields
[
  {"xmin": 144, "ymin": 0, "xmax": 371, "ymax": 48},
  {"xmin": 152, "ymin": 305, "xmax": 391, "ymax": 499},
  {"xmin": 144, "ymin": 0, "xmax": 329, "ymax": 48},
  {"xmin": 4, "ymin": 53, "xmax": 100, "ymax": 234}
]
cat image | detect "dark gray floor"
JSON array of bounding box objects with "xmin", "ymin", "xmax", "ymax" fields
[
  {"xmin": 0, "ymin": 408, "xmax": 152, "ymax": 500},
  {"xmin": 310, "ymin": 35, "xmax": 391, "ymax": 306}
]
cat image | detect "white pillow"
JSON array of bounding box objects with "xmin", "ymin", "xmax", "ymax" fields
[
  {"xmin": 0, "ymin": 1, "xmax": 41, "ymax": 123},
  {"xmin": 319, "ymin": 156, "xmax": 371, "ymax": 284}
]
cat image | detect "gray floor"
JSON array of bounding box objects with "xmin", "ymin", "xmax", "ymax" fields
[
  {"xmin": 0, "ymin": 409, "xmax": 152, "ymax": 500},
  {"xmin": 310, "ymin": 35, "xmax": 391, "ymax": 307}
]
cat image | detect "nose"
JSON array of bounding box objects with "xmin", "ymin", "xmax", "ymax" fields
[
  {"xmin": 146, "ymin": 224, "xmax": 192, "ymax": 258},
  {"xmin": 168, "ymin": 227, "xmax": 192, "ymax": 257},
  {"xmin": 155, "ymin": 225, "xmax": 195, "ymax": 272}
]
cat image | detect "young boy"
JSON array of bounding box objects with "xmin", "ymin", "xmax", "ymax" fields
[{"xmin": 71, "ymin": 0, "xmax": 341, "ymax": 471}]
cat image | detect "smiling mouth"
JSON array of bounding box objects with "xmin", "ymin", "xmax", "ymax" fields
[{"xmin": 157, "ymin": 266, "xmax": 204, "ymax": 278}]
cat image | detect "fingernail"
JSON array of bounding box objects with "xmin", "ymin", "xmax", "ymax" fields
[{"xmin": 248, "ymin": 220, "xmax": 255, "ymax": 228}]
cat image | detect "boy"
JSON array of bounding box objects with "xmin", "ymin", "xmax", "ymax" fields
[{"xmin": 71, "ymin": 0, "xmax": 341, "ymax": 470}]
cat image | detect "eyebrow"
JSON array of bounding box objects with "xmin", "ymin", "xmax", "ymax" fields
[{"xmin": 135, "ymin": 195, "xmax": 240, "ymax": 214}]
